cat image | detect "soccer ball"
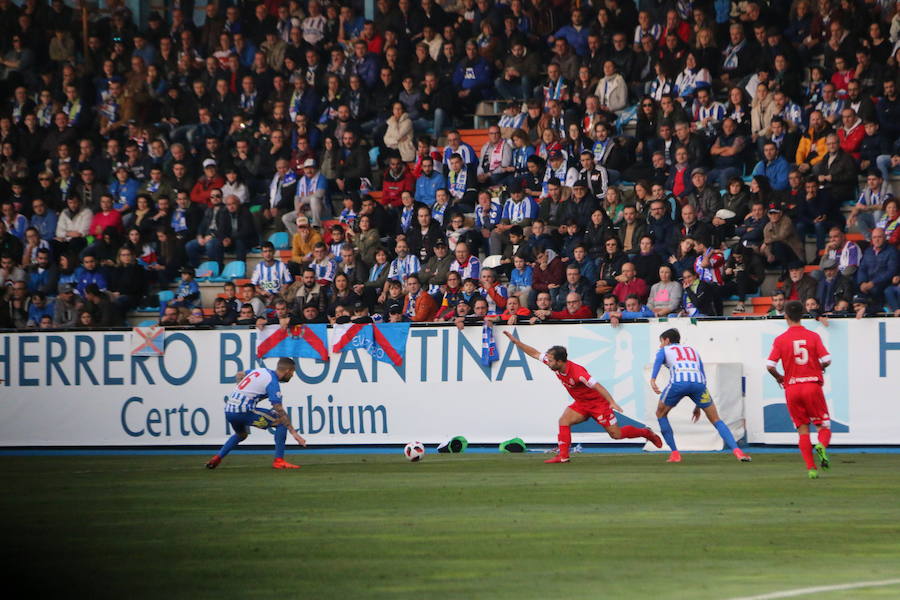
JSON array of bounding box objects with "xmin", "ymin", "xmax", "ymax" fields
[{"xmin": 404, "ymin": 441, "xmax": 426, "ymax": 462}]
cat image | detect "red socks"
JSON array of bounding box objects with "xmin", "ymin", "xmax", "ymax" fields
[
  {"xmin": 818, "ymin": 427, "xmax": 832, "ymax": 448},
  {"xmin": 798, "ymin": 433, "xmax": 815, "ymax": 470},
  {"xmin": 620, "ymin": 425, "xmax": 652, "ymax": 440},
  {"xmin": 557, "ymin": 425, "xmax": 571, "ymax": 458}
]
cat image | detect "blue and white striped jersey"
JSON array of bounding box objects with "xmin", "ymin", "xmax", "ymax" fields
[
  {"xmin": 225, "ymin": 368, "xmax": 283, "ymax": 414},
  {"xmin": 651, "ymin": 344, "xmax": 707, "ymax": 384},
  {"xmin": 251, "ymin": 260, "xmax": 292, "ymax": 295}
]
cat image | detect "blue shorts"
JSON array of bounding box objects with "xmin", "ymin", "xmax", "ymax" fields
[
  {"xmin": 226, "ymin": 408, "xmax": 279, "ymax": 434},
  {"xmin": 660, "ymin": 381, "xmax": 713, "ymax": 408}
]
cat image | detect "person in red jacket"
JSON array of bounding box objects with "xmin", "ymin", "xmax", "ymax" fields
[
  {"xmin": 612, "ymin": 262, "xmax": 649, "ymax": 304},
  {"xmin": 190, "ymin": 159, "xmax": 225, "ymax": 206},
  {"xmin": 89, "ymin": 194, "xmax": 124, "ymax": 237},
  {"xmin": 837, "ymin": 108, "xmax": 865, "ymax": 161},
  {"xmin": 380, "ymin": 155, "xmax": 416, "ymax": 208}
]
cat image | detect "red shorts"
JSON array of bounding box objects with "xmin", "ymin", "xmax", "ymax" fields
[
  {"xmin": 568, "ymin": 401, "xmax": 617, "ymax": 428},
  {"xmin": 785, "ymin": 383, "xmax": 831, "ymax": 428}
]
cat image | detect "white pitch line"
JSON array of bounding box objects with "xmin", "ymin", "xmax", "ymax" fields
[{"xmin": 728, "ymin": 578, "xmax": 900, "ymax": 600}]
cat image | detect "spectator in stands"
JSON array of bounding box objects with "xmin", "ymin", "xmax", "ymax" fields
[
  {"xmin": 206, "ymin": 297, "xmax": 237, "ymax": 326},
  {"xmin": 761, "ymin": 203, "xmax": 803, "ymax": 269},
  {"xmin": 54, "ymin": 194, "xmax": 92, "ymax": 257},
  {"xmin": 857, "ymin": 228, "xmax": 899, "ymax": 306},
  {"xmin": 612, "ymin": 262, "xmax": 649, "ymax": 305},
  {"xmin": 679, "ymin": 268, "xmax": 716, "ymax": 317},
  {"xmin": 552, "ymin": 263, "xmax": 594, "ymax": 311},
  {"xmin": 752, "ymin": 142, "xmax": 790, "ymax": 191},
  {"xmin": 783, "ymin": 261, "xmax": 817, "ymax": 304},
  {"xmin": 849, "ymin": 171, "xmax": 891, "ymax": 241},
  {"xmin": 402, "ymin": 273, "xmax": 437, "ymax": 322},
  {"xmin": 283, "ymin": 159, "xmax": 328, "ymax": 231},
  {"xmin": 707, "ymin": 118, "xmax": 747, "ymax": 190},
  {"xmin": 812, "ymin": 134, "xmax": 859, "ymax": 205},
  {"xmin": 647, "ymin": 264, "xmax": 682, "ymax": 317},
  {"xmin": 252, "ymin": 241, "xmax": 292, "ymax": 301},
  {"xmin": 107, "ymin": 246, "xmax": 146, "ymax": 316},
  {"xmin": 414, "ymin": 157, "xmax": 444, "ymax": 208},
  {"xmin": 815, "ymin": 258, "xmax": 854, "ymax": 314}
]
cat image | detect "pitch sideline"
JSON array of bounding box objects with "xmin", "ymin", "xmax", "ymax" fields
[{"xmin": 728, "ymin": 578, "xmax": 900, "ymax": 599}]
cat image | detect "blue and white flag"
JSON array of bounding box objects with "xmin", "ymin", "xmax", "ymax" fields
[{"xmin": 481, "ymin": 323, "xmax": 499, "ymax": 366}]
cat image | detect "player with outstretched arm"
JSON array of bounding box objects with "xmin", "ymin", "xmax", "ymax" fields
[
  {"xmin": 503, "ymin": 331, "xmax": 662, "ymax": 463},
  {"xmin": 206, "ymin": 357, "xmax": 307, "ymax": 470},
  {"xmin": 766, "ymin": 301, "xmax": 833, "ymax": 479},
  {"xmin": 650, "ymin": 328, "xmax": 752, "ymax": 463}
]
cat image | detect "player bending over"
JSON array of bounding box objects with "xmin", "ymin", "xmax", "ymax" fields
[
  {"xmin": 206, "ymin": 357, "xmax": 307, "ymax": 470},
  {"xmin": 766, "ymin": 301, "xmax": 832, "ymax": 479},
  {"xmin": 504, "ymin": 331, "xmax": 662, "ymax": 463},
  {"xmin": 650, "ymin": 328, "xmax": 751, "ymax": 463}
]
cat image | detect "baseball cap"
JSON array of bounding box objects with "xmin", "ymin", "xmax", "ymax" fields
[
  {"xmin": 180, "ymin": 266, "xmax": 195, "ymax": 275},
  {"xmin": 548, "ymin": 149, "xmax": 564, "ymax": 161},
  {"xmin": 507, "ymin": 180, "xmax": 522, "ymax": 193},
  {"xmin": 852, "ymin": 294, "xmax": 868, "ymax": 305},
  {"xmin": 572, "ymin": 179, "xmax": 588, "ymax": 188},
  {"xmin": 58, "ymin": 283, "xmax": 75, "ymax": 294},
  {"xmin": 787, "ymin": 260, "xmax": 805, "ymax": 271},
  {"xmin": 303, "ymin": 158, "xmax": 317, "ymax": 168},
  {"xmin": 202, "ymin": 158, "xmax": 217, "ymax": 169},
  {"xmin": 820, "ymin": 257, "xmax": 838, "ymax": 270},
  {"xmin": 691, "ymin": 167, "xmax": 707, "ymax": 176},
  {"xmin": 296, "ymin": 215, "xmax": 310, "ymax": 227},
  {"xmin": 767, "ymin": 202, "xmax": 782, "ymax": 213}
]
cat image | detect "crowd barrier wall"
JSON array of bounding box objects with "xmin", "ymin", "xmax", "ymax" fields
[{"xmin": 1, "ymin": 318, "xmax": 898, "ymax": 446}]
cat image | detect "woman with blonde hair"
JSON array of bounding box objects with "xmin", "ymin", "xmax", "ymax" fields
[{"xmin": 383, "ymin": 102, "xmax": 416, "ymax": 162}]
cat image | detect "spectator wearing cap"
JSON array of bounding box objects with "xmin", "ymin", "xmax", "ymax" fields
[
  {"xmin": 760, "ymin": 203, "xmax": 803, "ymax": 268},
  {"xmin": 819, "ymin": 227, "xmax": 861, "ymax": 278},
  {"xmin": 857, "ymin": 228, "xmax": 899, "ymax": 306},
  {"xmin": 682, "ymin": 168, "xmax": 721, "ymax": 223},
  {"xmin": 542, "ymin": 149, "xmax": 578, "ymax": 191},
  {"xmin": 190, "ymin": 159, "xmax": 225, "ymax": 206},
  {"xmin": 815, "ymin": 257, "xmax": 854, "ymax": 314},
  {"xmin": 57, "ymin": 282, "xmax": 82, "ymax": 327},
  {"xmin": 283, "ymin": 158, "xmax": 328, "ymax": 231},
  {"xmin": 751, "ymin": 142, "xmax": 790, "ymax": 191},
  {"xmin": 783, "ymin": 261, "xmax": 817, "ymax": 304}
]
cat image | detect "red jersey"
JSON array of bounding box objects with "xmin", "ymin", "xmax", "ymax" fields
[
  {"xmin": 767, "ymin": 326, "xmax": 831, "ymax": 386},
  {"xmin": 541, "ymin": 355, "xmax": 605, "ymax": 403}
]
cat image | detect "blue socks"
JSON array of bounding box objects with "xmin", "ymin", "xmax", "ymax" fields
[
  {"xmin": 218, "ymin": 434, "xmax": 242, "ymax": 458},
  {"xmin": 274, "ymin": 425, "xmax": 287, "ymax": 459},
  {"xmin": 714, "ymin": 420, "xmax": 738, "ymax": 450},
  {"xmin": 658, "ymin": 417, "xmax": 677, "ymax": 451}
]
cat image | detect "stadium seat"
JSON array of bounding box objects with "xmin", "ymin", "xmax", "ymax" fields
[
  {"xmin": 268, "ymin": 231, "xmax": 290, "ymax": 249},
  {"xmin": 195, "ymin": 260, "xmax": 220, "ymax": 280},
  {"xmin": 482, "ymin": 254, "xmax": 503, "ymax": 269},
  {"xmin": 210, "ymin": 261, "xmax": 246, "ymax": 282}
]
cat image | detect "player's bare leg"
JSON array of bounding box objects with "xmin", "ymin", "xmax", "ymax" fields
[
  {"xmin": 700, "ymin": 404, "xmax": 751, "ymax": 462},
  {"xmin": 655, "ymin": 403, "xmax": 681, "ymax": 462},
  {"xmin": 546, "ymin": 408, "xmax": 587, "ymax": 463},
  {"xmin": 605, "ymin": 422, "xmax": 663, "ymax": 448}
]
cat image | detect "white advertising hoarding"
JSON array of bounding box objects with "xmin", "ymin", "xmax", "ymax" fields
[{"xmin": 0, "ymin": 318, "xmax": 897, "ymax": 446}]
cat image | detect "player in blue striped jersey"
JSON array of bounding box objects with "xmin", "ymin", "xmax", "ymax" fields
[
  {"xmin": 206, "ymin": 358, "xmax": 307, "ymax": 470},
  {"xmin": 251, "ymin": 242, "xmax": 293, "ymax": 299},
  {"xmin": 649, "ymin": 328, "xmax": 751, "ymax": 463}
]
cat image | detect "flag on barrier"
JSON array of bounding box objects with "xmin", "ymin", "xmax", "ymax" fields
[
  {"xmin": 131, "ymin": 326, "xmax": 165, "ymax": 356},
  {"xmin": 256, "ymin": 323, "xmax": 329, "ymax": 360},
  {"xmin": 481, "ymin": 322, "xmax": 498, "ymax": 366},
  {"xmin": 332, "ymin": 322, "xmax": 410, "ymax": 366}
]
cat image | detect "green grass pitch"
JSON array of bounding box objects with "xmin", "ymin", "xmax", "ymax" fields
[{"xmin": 2, "ymin": 452, "xmax": 900, "ymax": 599}]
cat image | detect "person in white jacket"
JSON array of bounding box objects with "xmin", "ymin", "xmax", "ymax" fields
[
  {"xmin": 54, "ymin": 194, "xmax": 93, "ymax": 256},
  {"xmin": 594, "ymin": 60, "xmax": 628, "ymax": 116},
  {"xmin": 383, "ymin": 102, "xmax": 416, "ymax": 162}
]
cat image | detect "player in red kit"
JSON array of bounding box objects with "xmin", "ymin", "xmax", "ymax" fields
[
  {"xmin": 503, "ymin": 331, "xmax": 662, "ymax": 463},
  {"xmin": 766, "ymin": 301, "xmax": 833, "ymax": 479}
]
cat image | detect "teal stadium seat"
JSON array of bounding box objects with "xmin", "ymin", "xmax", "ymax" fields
[
  {"xmin": 210, "ymin": 261, "xmax": 246, "ymax": 282},
  {"xmin": 268, "ymin": 231, "xmax": 290, "ymax": 249}
]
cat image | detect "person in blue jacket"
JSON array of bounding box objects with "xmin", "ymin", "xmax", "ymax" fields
[{"xmin": 452, "ymin": 41, "xmax": 493, "ymax": 118}]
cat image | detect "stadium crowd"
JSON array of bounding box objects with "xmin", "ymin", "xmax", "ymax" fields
[{"xmin": 2, "ymin": 0, "xmax": 900, "ymax": 330}]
